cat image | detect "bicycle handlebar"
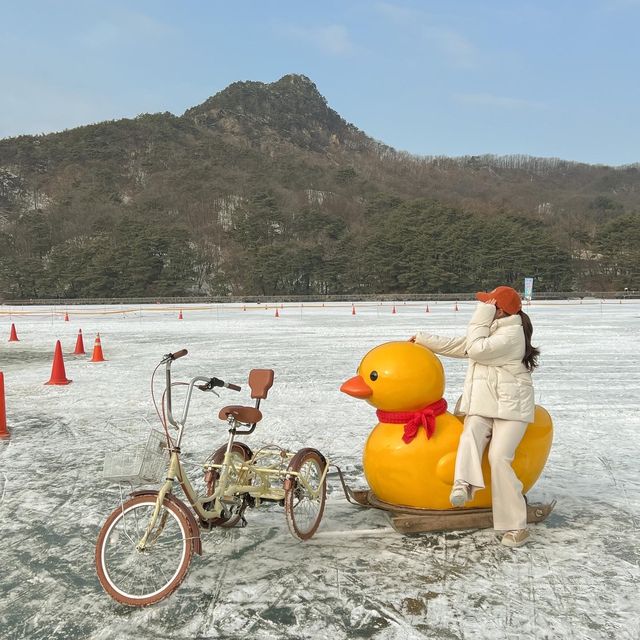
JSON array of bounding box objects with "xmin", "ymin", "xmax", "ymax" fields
[
  {"xmin": 163, "ymin": 352, "xmax": 241, "ymax": 448},
  {"xmin": 197, "ymin": 377, "xmax": 242, "ymax": 392},
  {"xmin": 161, "ymin": 349, "xmax": 188, "ymax": 364}
]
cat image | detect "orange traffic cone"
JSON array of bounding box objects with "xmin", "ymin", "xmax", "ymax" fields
[
  {"xmin": 426, "ymin": 304, "xmax": 430, "ymax": 313},
  {"xmin": 90, "ymin": 333, "xmax": 106, "ymax": 362},
  {"xmin": 392, "ymin": 305, "xmax": 396, "ymax": 314},
  {"xmin": 178, "ymin": 310, "xmax": 183, "ymax": 320},
  {"xmin": 352, "ymin": 305, "xmax": 356, "ymax": 315},
  {"xmin": 45, "ymin": 340, "xmax": 72, "ymax": 385},
  {"xmin": 275, "ymin": 308, "xmax": 280, "ymax": 318},
  {"xmin": 73, "ymin": 329, "xmax": 86, "ymax": 355},
  {"xmin": 64, "ymin": 311, "xmax": 69, "ymax": 322},
  {"xmin": 8, "ymin": 323, "xmax": 19, "ymax": 342},
  {"xmin": 0, "ymin": 372, "xmax": 10, "ymax": 440}
]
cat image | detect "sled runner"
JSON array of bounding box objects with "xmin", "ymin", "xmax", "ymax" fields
[{"xmin": 334, "ymin": 467, "xmax": 555, "ymax": 534}]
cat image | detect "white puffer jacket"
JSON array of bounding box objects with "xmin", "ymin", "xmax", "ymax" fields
[{"xmin": 415, "ymin": 302, "xmax": 535, "ymax": 423}]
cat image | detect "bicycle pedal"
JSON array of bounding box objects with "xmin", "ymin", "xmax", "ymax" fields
[{"xmin": 199, "ymin": 519, "xmax": 213, "ymax": 531}]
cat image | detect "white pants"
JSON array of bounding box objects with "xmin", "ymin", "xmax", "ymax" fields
[{"xmin": 455, "ymin": 415, "xmax": 528, "ymax": 531}]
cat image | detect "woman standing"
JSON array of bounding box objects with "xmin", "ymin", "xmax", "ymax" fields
[{"xmin": 410, "ymin": 286, "xmax": 540, "ymax": 547}]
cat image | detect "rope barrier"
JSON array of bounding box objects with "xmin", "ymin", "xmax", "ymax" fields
[{"xmin": 0, "ymin": 299, "xmax": 638, "ymax": 318}]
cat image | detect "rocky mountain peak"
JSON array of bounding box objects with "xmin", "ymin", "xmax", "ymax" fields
[
  {"xmin": 183, "ymin": 74, "xmax": 372, "ymax": 152},
  {"xmin": 272, "ymin": 73, "xmax": 323, "ymax": 95}
]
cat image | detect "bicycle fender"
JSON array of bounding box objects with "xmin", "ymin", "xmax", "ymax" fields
[
  {"xmin": 288, "ymin": 447, "xmax": 328, "ymax": 469},
  {"xmin": 130, "ymin": 490, "xmax": 203, "ymax": 556}
]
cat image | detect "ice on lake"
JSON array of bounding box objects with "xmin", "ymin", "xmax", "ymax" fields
[{"xmin": 0, "ymin": 300, "xmax": 639, "ymax": 639}]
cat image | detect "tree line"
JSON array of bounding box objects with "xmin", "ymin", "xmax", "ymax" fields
[{"xmin": 1, "ymin": 192, "xmax": 637, "ymax": 299}]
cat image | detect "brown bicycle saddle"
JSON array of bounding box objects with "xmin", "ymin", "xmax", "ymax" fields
[
  {"xmin": 218, "ymin": 405, "xmax": 262, "ymax": 424},
  {"xmin": 218, "ymin": 369, "xmax": 274, "ymax": 425}
]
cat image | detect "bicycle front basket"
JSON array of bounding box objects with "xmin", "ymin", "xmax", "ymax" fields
[{"xmin": 102, "ymin": 429, "xmax": 168, "ymax": 485}]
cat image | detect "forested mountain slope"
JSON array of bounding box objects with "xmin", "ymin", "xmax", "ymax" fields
[{"xmin": 1, "ymin": 74, "xmax": 638, "ymax": 298}]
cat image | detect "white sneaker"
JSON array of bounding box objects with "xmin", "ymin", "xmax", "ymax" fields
[
  {"xmin": 449, "ymin": 481, "xmax": 471, "ymax": 507},
  {"xmin": 501, "ymin": 529, "xmax": 530, "ymax": 547}
]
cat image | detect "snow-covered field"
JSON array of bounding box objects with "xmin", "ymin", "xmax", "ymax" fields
[{"xmin": 0, "ymin": 300, "xmax": 638, "ymax": 640}]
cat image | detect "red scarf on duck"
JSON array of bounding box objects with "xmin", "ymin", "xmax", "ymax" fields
[{"xmin": 376, "ymin": 398, "xmax": 448, "ymax": 444}]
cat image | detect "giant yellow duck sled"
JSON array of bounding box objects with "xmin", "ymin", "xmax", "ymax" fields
[{"xmin": 341, "ymin": 341, "xmax": 553, "ymax": 510}]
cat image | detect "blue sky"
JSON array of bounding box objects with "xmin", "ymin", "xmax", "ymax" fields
[{"xmin": 1, "ymin": 0, "xmax": 639, "ymax": 165}]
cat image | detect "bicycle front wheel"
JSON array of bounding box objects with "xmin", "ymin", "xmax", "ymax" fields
[
  {"xmin": 284, "ymin": 448, "xmax": 327, "ymax": 541},
  {"xmin": 95, "ymin": 495, "xmax": 193, "ymax": 606}
]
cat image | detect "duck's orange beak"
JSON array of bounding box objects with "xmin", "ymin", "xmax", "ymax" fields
[{"xmin": 340, "ymin": 374, "xmax": 372, "ymax": 398}]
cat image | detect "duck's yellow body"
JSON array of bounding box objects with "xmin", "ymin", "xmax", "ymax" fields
[{"xmin": 341, "ymin": 341, "xmax": 553, "ymax": 510}]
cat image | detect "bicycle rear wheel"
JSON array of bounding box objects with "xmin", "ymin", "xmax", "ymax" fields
[
  {"xmin": 284, "ymin": 448, "xmax": 327, "ymax": 541},
  {"xmin": 204, "ymin": 442, "xmax": 252, "ymax": 528},
  {"xmin": 95, "ymin": 494, "xmax": 193, "ymax": 606}
]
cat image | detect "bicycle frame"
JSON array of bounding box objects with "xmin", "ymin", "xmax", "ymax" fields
[
  {"xmin": 204, "ymin": 444, "xmax": 329, "ymax": 505},
  {"xmin": 137, "ymin": 357, "xmax": 219, "ymax": 548},
  {"xmin": 136, "ymin": 357, "xmax": 328, "ymax": 551}
]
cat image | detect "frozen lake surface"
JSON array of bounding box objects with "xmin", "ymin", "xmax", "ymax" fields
[{"xmin": 0, "ymin": 300, "xmax": 639, "ymax": 640}]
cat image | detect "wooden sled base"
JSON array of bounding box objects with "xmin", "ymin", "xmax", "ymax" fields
[{"xmin": 349, "ymin": 489, "xmax": 556, "ymax": 534}]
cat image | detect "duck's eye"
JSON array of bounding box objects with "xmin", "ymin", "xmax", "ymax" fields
[{"xmin": 369, "ymin": 371, "xmax": 378, "ymax": 381}]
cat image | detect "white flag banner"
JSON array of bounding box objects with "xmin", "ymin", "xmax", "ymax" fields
[{"xmin": 524, "ymin": 277, "xmax": 534, "ymax": 301}]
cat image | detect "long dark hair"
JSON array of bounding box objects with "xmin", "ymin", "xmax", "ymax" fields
[{"xmin": 518, "ymin": 310, "xmax": 540, "ymax": 371}]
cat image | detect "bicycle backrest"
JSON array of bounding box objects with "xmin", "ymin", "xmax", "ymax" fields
[{"xmin": 249, "ymin": 369, "xmax": 274, "ymax": 400}]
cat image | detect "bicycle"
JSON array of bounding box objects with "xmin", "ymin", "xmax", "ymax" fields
[{"xmin": 95, "ymin": 349, "xmax": 329, "ymax": 607}]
